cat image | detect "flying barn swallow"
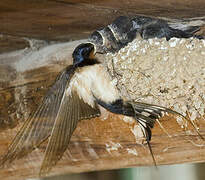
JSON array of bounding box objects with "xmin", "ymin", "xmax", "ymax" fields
[{"xmin": 1, "ymin": 43, "xmax": 193, "ymax": 175}]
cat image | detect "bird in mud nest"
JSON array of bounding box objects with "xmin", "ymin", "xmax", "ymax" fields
[{"xmin": 0, "ymin": 42, "xmax": 202, "ymax": 176}]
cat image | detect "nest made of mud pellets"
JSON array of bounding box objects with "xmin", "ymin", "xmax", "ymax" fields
[{"xmin": 105, "ymin": 37, "xmax": 205, "ymax": 126}]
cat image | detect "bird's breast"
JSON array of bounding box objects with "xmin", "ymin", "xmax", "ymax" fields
[{"xmin": 67, "ymin": 64, "xmax": 120, "ymax": 108}]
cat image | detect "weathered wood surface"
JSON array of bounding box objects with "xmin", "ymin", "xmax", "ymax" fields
[
  {"xmin": 1, "ymin": 0, "xmax": 205, "ymax": 179},
  {"xmin": 1, "ymin": 0, "xmax": 205, "ymax": 43},
  {"xmin": 0, "ymin": 40, "xmax": 205, "ymax": 180}
]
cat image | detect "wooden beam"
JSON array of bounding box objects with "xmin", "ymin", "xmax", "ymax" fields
[
  {"xmin": 0, "ymin": 39, "xmax": 205, "ymax": 180},
  {"xmin": 0, "ymin": 0, "xmax": 205, "ymax": 42}
]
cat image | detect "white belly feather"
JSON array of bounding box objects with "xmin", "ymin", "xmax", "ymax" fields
[{"xmin": 67, "ymin": 64, "xmax": 120, "ymax": 107}]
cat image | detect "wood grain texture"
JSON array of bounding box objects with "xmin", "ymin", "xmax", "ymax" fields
[
  {"xmin": 1, "ymin": 0, "xmax": 205, "ymax": 179},
  {"xmin": 0, "ymin": 0, "xmax": 205, "ymax": 43},
  {"xmin": 0, "ymin": 40, "xmax": 205, "ymax": 180}
]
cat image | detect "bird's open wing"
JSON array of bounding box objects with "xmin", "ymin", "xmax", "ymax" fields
[
  {"xmin": 39, "ymin": 89, "xmax": 100, "ymax": 175},
  {"xmin": 1, "ymin": 66, "xmax": 100, "ymax": 173}
]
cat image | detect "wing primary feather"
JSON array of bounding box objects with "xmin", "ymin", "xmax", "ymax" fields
[
  {"xmin": 39, "ymin": 90, "xmax": 100, "ymax": 176},
  {"xmin": 0, "ymin": 68, "xmax": 74, "ymax": 167},
  {"xmin": 75, "ymin": 93, "xmax": 81, "ymax": 120},
  {"xmin": 69, "ymin": 93, "xmax": 75, "ymax": 132},
  {"xmin": 68, "ymin": 98, "xmax": 74, "ymax": 136},
  {"xmin": 2, "ymin": 66, "xmax": 100, "ymax": 174},
  {"xmin": 40, "ymin": 91, "xmax": 69, "ymax": 175},
  {"xmin": 27, "ymin": 103, "xmax": 50, "ymax": 145},
  {"xmin": 31, "ymin": 71, "xmax": 67, "ymax": 140},
  {"xmin": 1, "ymin": 102, "xmax": 49, "ymax": 164}
]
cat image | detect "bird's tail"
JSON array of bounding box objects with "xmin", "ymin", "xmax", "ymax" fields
[
  {"xmin": 129, "ymin": 101, "xmax": 204, "ymax": 166},
  {"xmin": 129, "ymin": 102, "xmax": 171, "ymax": 166},
  {"xmin": 95, "ymin": 98, "xmax": 203, "ymax": 165}
]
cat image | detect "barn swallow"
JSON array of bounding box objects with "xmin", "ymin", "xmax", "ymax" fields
[{"xmin": 0, "ymin": 43, "xmax": 198, "ymax": 176}]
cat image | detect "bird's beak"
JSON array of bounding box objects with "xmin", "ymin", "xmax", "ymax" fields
[
  {"xmin": 89, "ymin": 50, "xmax": 95, "ymax": 60},
  {"xmin": 92, "ymin": 43, "xmax": 97, "ymax": 55},
  {"xmin": 88, "ymin": 43, "xmax": 97, "ymax": 59}
]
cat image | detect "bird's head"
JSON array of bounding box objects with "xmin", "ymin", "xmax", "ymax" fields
[{"xmin": 72, "ymin": 43, "xmax": 95, "ymax": 66}]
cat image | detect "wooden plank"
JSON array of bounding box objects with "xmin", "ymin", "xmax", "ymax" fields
[
  {"xmin": 0, "ymin": 40, "xmax": 205, "ymax": 180},
  {"xmin": 0, "ymin": 0, "xmax": 205, "ymax": 179},
  {"xmin": 0, "ymin": 0, "xmax": 205, "ymax": 42},
  {"xmin": 0, "ymin": 35, "xmax": 29, "ymax": 54}
]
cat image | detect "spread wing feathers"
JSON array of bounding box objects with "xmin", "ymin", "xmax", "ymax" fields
[
  {"xmin": 39, "ymin": 90, "xmax": 100, "ymax": 175},
  {"xmin": 1, "ymin": 66, "xmax": 100, "ymax": 170},
  {"xmin": 0, "ymin": 68, "xmax": 72, "ymax": 166}
]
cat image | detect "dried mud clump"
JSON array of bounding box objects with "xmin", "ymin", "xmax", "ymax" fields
[{"xmin": 105, "ymin": 37, "xmax": 205, "ymax": 121}]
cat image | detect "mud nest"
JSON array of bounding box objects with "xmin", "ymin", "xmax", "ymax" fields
[{"xmin": 105, "ymin": 37, "xmax": 205, "ymax": 123}]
